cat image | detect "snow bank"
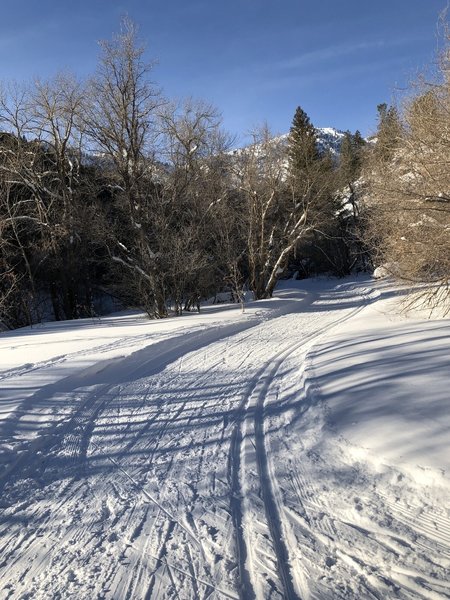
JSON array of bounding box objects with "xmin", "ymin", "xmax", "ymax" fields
[
  {"xmin": 0, "ymin": 276, "xmax": 448, "ymax": 599},
  {"xmin": 310, "ymin": 290, "xmax": 450, "ymax": 479}
]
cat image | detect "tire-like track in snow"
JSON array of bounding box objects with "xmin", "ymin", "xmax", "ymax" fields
[
  {"xmin": 229, "ymin": 284, "xmax": 370, "ymax": 599},
  {"xmin": 4, "ymin": 281, "xmax": 406, "ymax": 600}
]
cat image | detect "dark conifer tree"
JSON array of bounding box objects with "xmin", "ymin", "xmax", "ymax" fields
[
  {"xmin": 288, "ymin": 106, "xmax": 319, "ymax": 175},
  {"xmin": 375, "ymin": 103, "xmax": 402, "ymax": 162},
  {"xmin": 339, "ymin": 130, "xmax": 366, "ymax": 190},
  {"xmin": 286, "ymin": 106, "xmax": 345, "ymax": 275},
  {"xmin": 337, "ymin": 131, "xmax": 370, "ymax": 271},
  {"xmin": 287, "ymin": 105, "xmax": 335, "ymax": 221}
]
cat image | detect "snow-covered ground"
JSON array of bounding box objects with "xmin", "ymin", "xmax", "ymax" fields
[{"xmin": 0, "ymin": 277, "xmax": 448, "ymax": 599}]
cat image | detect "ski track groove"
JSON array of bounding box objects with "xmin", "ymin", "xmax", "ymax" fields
[
  {"xmin": 4, "ymin": 282, "xmax": 444, "ymax": 599},
  {"xmin": 87, "ymin": 382, "xmax": 225, "ymax": 596},
  {"xmin": 228, "ymin": 288, "xmax": 370, "ymax": 599},
  {"xmin": 0, "ymin": 331, "xmax": 168, "ymax": 383},
  {"xmin": 90, "ymin": 440, "xmax": 202, "ymax": 550},
  {"xmin": 1, "ymin": 327, "xmax": 235, "ymax": 597},
  {"xmin": 223, "ymin": 293, "xmax": 368, "ymax": 600}
]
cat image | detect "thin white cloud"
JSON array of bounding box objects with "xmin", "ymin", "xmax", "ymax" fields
[
  {"xmin": 267, "ymin": 36, "xmax": 427, "ymax": 73},
  {"xmin": 258, "ymin": 54, "xmax": 413, "ymax": 93}
]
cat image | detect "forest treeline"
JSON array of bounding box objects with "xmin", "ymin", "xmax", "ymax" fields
[{"xmin": 0, "ymin": 18, "xmax": 448, "ymax": 329}]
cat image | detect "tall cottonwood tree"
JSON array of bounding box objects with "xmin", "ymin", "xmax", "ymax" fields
[
  {"xmin": 29, "ymin": 74, "xmax": 99, "ymax": 320},
  {"xmin": 0, "ymin": 173, "xmax": 36, "ymax": 328},
  {"xmin": 234, "ymin": 120, "xmax": 332, "ymax": 300},
  {"xmin": 365, "ymin": 37, "xmax": 450, "ymax": 312},
  {"xmin": 84, "ymin": 17, "xmax": 166, "ymax": 317},
  {"xmin": 0, "ymin": 75, "xmax": 100, "ymax": 324},
  {"xmin": 232, "ymin": 126, "xmax": 286, "ymax": 299},
  {"xmin": 156, "ymin": 99, "xmax": 232, "ymax": 314}
]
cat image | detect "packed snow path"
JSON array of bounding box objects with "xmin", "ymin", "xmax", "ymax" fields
[{"xmin": 0, "ymin": 279, "xmax": 449, "ymax": 599}]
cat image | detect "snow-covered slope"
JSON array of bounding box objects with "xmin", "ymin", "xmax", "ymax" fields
[
  {"xmin": 0, "ymin": 278, "xmax": 448, "ymax": 599},
  {"xmin": 315, "ymin": 126, "xmax": 346, "ymax": 155},
  {"xmin": 232, "ymin": 126, "xmax": 346, "ymax": 159},
  {"xmin": 273, "ymin": 127, "xmax": 345, "ymax": 157}
]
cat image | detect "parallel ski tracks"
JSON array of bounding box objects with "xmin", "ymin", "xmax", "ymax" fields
[
  {"xmin": 1, "ymin": 283, "xmax": 374, "ymax": 599},
  {"xmin": 0, "ymin": 334, "xmax": 153, "ymax": 382},
  {"xmin": 229, "ymin": 289, "xmax": 370, "ymax": 600}
]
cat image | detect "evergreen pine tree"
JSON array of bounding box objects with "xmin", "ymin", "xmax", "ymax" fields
[
  {"xmin": 336, "ymin": 130, "xmax": 369, "ymax": 271},
  {"xmin": 287, "ymin": 106, "xmax": 344, "ymax": 275},
  {"xmin": 288, "ymin": 106, "xmax": 319, "ymax": 176},
  {"xmin": 339, "ymin": 130, "xmax": 366, "ymax": 188},
  {"xmin": 353, "ymin": 130, "xmax": 365, "ymax": 148},
  {"xmin": 287, "ymin": 105, "xmax": 334, "ymax": 218},
  {"xmin": 375, "ymin": 103, "xmax": 402, "ymax": 162}
]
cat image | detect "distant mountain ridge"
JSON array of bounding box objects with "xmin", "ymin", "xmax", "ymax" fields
[
  {"xmin": 273, "ymin": 127, "xmax": 346, "ymax": 157},
  {"xmin": 233, "ymin": 127, "xmax": 346, "ymax": 158},
  {"xmin": 315, "ymin": 127, "xmax": 346, "ymax": 155}
]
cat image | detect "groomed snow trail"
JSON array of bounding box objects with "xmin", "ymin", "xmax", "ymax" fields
[{"xmin": 0, "ymin": 280, "xmax": 449, "ymax": 599}]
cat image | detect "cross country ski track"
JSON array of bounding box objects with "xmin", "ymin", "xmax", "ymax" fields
[
  {"xmin": 1, "ymin": 279, "xmax": 449, "ymax": 599},
  {"xmin": 229, "ymin": 284, "xmax": 370, "ymax": 600}
]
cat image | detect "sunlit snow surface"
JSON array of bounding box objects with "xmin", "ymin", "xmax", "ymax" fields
[{"xmin": 0, "ymin": 277, "xmax": 448, "ymax": 599}]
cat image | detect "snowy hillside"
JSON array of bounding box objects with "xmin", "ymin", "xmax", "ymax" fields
[
  {"xmin": 272, "ymin": 127, "xmax": 345, "ymax": 157},
  {"xmin": 232, "ymin": 127, "xmax": 346, "ymax": 159},
  {"xmin": 315, "ymin": 126, "xmax": 346, "ymax": 155},
  {"xmin": 0, "ymin": 278, "xmax": 449, "ymax": 599}
]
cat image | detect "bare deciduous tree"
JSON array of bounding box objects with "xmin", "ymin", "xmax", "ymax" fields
[
  {"xmin": 84, "ymin": 17, "xmax": 167, "ymax": 317},
  {"xmin": 0, "ymin": 74, "xmax": 100, "ymax": 324},
  {"xmin": 364, "ymin": 33, "xmax": 450, "ymax": 313},
  {"xmin": 157, "ymin": 99, "xmax": 233, "ymax": 314},
  {"xmin": 234, "ymin": 123, "xmax": 336, "ymax": 299}
]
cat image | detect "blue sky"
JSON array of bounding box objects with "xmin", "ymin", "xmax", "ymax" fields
[{"xmin": 0, "ymin": 1, "xmax": 447, "ymax": 143}]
